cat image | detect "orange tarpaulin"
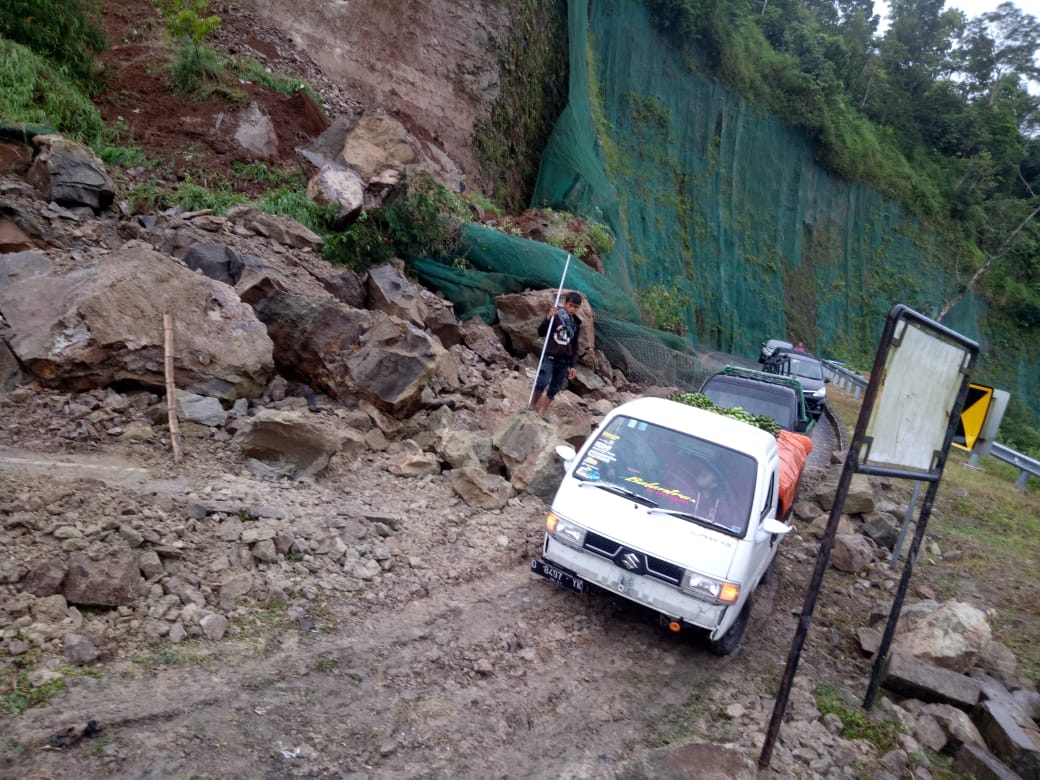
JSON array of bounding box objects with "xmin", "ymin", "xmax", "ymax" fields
[{"xmin": 777, "ymin": 430, "xmax": 813, "ymax": 520}]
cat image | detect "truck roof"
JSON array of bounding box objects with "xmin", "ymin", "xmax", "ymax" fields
[{"xmin": 610, "ymin": 397, "xmax": 778, "ymax": 461}]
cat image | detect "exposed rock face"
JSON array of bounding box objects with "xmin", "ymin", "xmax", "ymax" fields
[
  {"xmin": 239, "ymin": 0, "xmax": 512, "ymax": 183},
  {"xmin": 25, "ymin": 135, "xmax": 116, "ymax": 211},
  {"xmin": 250, "ymin": 290, "xmax": 442, "ymax": 414},
  {"xmin": 0, "ymin": 245, "xmax": 274, "ymax": 398}
]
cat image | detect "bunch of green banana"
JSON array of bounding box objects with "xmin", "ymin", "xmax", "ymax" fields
[{"xmin": 668, "ymin": 392, "xmax": 781, "ymax": 438}]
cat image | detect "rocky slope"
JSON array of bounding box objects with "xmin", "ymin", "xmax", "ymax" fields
[{"xmin": 1, "ymin": 2, "xmax": 1038, "ymax": 778}]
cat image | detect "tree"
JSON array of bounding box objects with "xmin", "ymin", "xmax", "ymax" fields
[{"xmin": 955, "ymin": 2, "xmax": 1040, "ymax": 105}]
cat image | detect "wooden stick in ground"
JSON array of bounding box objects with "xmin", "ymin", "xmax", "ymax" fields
[{"xmin": 163, "ymin": 312, "xmax": 182, "ymax": 463}]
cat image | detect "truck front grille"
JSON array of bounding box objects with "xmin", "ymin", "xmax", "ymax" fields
[{"xmin": 583, "ymin": 531, "xmax": 684, "ymax": 585}]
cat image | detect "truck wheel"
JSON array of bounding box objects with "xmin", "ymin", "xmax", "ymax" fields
[{"xmin": 708, "ymin": 597, "xmax": 752, "ymax": 656}]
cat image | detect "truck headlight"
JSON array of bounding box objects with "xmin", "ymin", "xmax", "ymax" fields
[
  {"xmin": 545, "ymin": 512, "xmax": 586, "ymax": 549},
  {"xmin": 812, "ymin": 387, "xmax": 827, "ymax": 399},
  {"xmin": 680, "ymin": 571, "xmax": 740, "ymax": 604}
]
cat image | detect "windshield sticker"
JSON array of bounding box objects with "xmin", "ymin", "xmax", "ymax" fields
[{"xmin": 624, "ymin": 476, "xmax": 694, "ymax": 505}]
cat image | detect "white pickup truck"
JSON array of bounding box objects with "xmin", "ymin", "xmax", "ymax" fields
[{"xmin": 532, "ymin": 396, "xmax": 810, "ymax": 655}]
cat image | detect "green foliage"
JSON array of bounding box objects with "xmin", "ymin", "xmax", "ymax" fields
[
  {"xmin": 587, "ymin": 219, "xmax": 616, "ymax": 255},
  {"xmin": 324, "ymin": 173, "xmax": 469, "ymax": 271},
  {"xmin": 814, "ymin": 683, "xmax": 902, "ymax": 753},
  {"xmin": 169, "ymin": 37, "xmax": 225, "ymax": 98},
  {"xmin": 638, "ymin": 282, "xmax": 689, "ymax": 336},
  {"xmin": 0, "ymin": 0, "xmax": 106, "ymax": 87},
  {"xmin": 255, "ymin": 186, "xmax": 335, "ymax": 234},
  {"xmin": 1, "ymin": 669, "xmax": 65, "ymax": 715},
  {"xmin": 998, "ymin": 397, "xmax": 1040, "ymax": 459},
  {"xmin": 472, "ymin": 0, "xmax": 568, "ymax": 210},
  {"xmin": 0, "ymin": 39, "xmax": 103, "ymax": 141},
  {"xmin": 668, "ymin": 391, "xmax": 782, "ymax": 437},
  {"xmin": 155, "ymin": 0, "xmax": 224, "ymax": 98},
  {"xmin": 232, "ymin": 55, "xmax": 323, "ymax": 108},
  {"xmin": 232, "ymin": 161, "xmax": 300, "ymax": 188},
  {"xmin": 95, "ymin": 117, "xmax": 158, "ymax": 169},
  {"xmin": 173, "ymin": 174, "xmax": 248, "ymax": 213},
  {"xmin": 125, "ymin": 181, "xmax": 166, "ymax": 214},
  {"xmin": 156, "ymin": 0, "xmax": 220, "ymax": 43}
]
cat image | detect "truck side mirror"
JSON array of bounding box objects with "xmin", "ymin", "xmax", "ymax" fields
[
  {"xmin": 761, "ymin": 518, "xmax": 792, "ymax": 535},
  {"xmin": 555, "ymin": 444, "xmax": 577, "ymax": 470}
]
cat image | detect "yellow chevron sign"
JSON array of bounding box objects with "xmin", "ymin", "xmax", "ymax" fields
[{"xmin": 952, "ymin": 384, "xmax": 994, "ymax": 451}]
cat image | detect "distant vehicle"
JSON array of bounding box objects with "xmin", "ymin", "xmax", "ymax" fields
[
  {"xmin": 763, "ymin": 349, "xmax": 827, "ymax": 416},
  {"xmin": 700, "ymin": 365, "xmax": 815, "ymax": 434},
  {"xmin": 759, "ymin": 338, "xmax": 793, "ymax": 363}
]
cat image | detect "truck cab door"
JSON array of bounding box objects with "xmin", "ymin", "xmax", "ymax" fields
[{"xmin": 749, "ymin": 469, "xmax": 782, "ymax": 585}]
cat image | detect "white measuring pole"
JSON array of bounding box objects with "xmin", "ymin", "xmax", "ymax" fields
[{"xmin": 527, "ymin": 253, "xmax": 573, "ymax": 411}]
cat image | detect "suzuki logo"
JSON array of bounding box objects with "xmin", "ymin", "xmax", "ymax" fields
[{"xmin": 621, "ymin": 552, "xmax": 641, "ymax": 570}]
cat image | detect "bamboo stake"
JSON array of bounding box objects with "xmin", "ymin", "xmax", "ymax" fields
[{"xmin": 163, "ymin": 312, "xmax": 182, "ymax": 463}]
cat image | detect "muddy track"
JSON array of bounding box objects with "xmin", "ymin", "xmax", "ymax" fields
[{"xmin": 1, "ymin": 412, "xmax": 841, "ymax": 779}]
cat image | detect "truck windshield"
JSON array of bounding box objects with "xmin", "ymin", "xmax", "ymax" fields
[{"xmin": 572, "ymin": 415, "xmax": 758, "ymax": 536}]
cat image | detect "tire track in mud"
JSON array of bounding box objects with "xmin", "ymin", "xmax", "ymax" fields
[
  {"xmin": 3, "ymin": 412, "xmax": 840, "ymax": 779},
  {"xmin": 8, "ymin": 563, "xmax": 740, "ymax": 779}
]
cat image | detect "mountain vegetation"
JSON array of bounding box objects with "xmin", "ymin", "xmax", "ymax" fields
[
  {"xmin": 2, "ymin": 0, "xmax": 1038, "ymax": 455},
  {"xmin": 643, "ymin": 0, "xmax": 1040, "ymax": 347}
]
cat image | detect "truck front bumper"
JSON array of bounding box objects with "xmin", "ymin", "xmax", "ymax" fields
[{"xmin": 539, "ymin": 535, "xmax": 726, "ymax": 634}]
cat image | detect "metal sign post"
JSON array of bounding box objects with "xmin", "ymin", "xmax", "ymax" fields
[{"xmin": 759, "ymin": 304, "xmax": 978, "ymax": 769}]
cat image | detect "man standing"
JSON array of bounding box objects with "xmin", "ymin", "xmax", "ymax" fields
[{"xmin": 530, "ymin": 291, "xmax": 583, "ymax": 416}]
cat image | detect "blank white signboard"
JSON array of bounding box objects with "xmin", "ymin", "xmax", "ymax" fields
[{"xmin": 864, "ymin": 320, "xmax": 969, "ymax": 472}]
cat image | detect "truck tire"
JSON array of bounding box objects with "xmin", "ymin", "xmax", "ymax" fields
[{"xmin": 708, "ymin": 597, "xmax": 752, "ymax": 656}]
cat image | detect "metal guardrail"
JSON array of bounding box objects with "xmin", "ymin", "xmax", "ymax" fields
[
  {"xmin": 820, "ymin": 360, "xmax": 867, "ymax": 399},
  {"xmin": 990, "ymin": 442, "xmax": 1040, "ymax": 490},
  {"xmin": 819, "ymin": 359, "xmax": 1037, "ymax": 490}
]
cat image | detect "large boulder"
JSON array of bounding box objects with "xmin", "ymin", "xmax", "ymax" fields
[
  {"xmin": 0, "ymin": 245, "xmax": 274, "ymax": 398},
  {"xmin": 492, "ymin": 412, "xmax": 566, "ymax": 499},
  {"xmin": 234, "ymin": 102, "xmax": 278, "ymax": 159},
  {"xmin": 307, "ymin": 164, "xmax": 365, "ymax": 229},
  {"xmin": 813, "ymin": 472, "xmax": 876, "ymax": 514},
  {"xmin": 447, "ymin": 467, "xmax": 513, "ymax": 509},
  {"xmin": 63, "ymin": 551, "xmax": 142, "ymax": 607},
  {"xmin": 367, "ymin": 262, "xmax": 428, "ymax": 326},
  {"xmin": 341, "ymin": 114, "xmax": 416, "ymax": 179},
  {"xmin": 250, "ymin": 290, "xmax": 442, "ymax": 414},
  {"xmin": 894, "ymin": 601, "xmax": 993, "ymax": 673},
  {"xmin": 26, "ymin": 134, "xmax": 116, "ymax": 211},
  {"xmin": 233, "ymin": 408, "xmax": 348, "ymax": 479},
  {"xmin": 419, "ymin": 288, "xmax": 461, "ymax": 348}
]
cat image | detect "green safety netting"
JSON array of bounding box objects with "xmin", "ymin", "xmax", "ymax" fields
[
  {"xmin": 414, "ymin": 0, "xmax": 1038, "ymax": 412},
  {"xmin": 413, "ymin": 224, "xmax": 715, "ymax": 387}
]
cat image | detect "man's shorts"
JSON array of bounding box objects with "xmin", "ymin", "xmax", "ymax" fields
[{"xmin": 535, "ymin": 356, "xmax": 570, "ymax": 398}]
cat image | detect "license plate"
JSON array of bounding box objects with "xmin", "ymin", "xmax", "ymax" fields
[{"xmin": 531, "ymin": 559, "xmax": 585, "ymax": 593}]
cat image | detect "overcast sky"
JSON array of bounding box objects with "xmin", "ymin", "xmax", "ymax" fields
[{"xmin": 874, "ymin": 0, "xmax": 1030, "ymax": 28}]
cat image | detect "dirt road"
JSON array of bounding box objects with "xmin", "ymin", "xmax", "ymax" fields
[{"xmin": 1, "ymin": 409, "xmax": 841, "ymax": 779}]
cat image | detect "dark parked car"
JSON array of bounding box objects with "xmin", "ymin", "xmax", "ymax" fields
[
  {"xmin": 763, "ymin": 349, "xmax": 827, "ymax": 417},
  {"xmin": 759, "ymin": 339, "xmax": 793, "ymax": 363}
]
